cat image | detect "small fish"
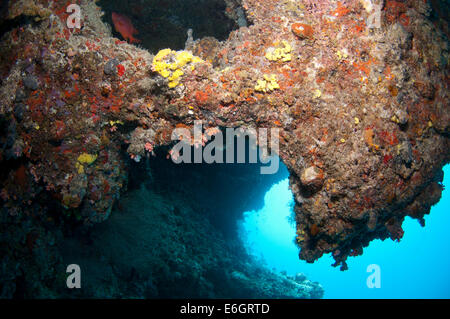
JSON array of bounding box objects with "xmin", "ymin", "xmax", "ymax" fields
[{"xmin": 112, "ymin": 12, "xmax": 141, "ymax": 44}]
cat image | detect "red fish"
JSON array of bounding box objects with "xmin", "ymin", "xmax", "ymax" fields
[{"xmin": 112, "ymin": 12, "xmax": 141, "ymax": 44}]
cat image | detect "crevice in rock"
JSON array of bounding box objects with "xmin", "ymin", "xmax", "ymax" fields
[{"xmin": 0, "ymin": 14, "xmax": 38, "ymax": 41}]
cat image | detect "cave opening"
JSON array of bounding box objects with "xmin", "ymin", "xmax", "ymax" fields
[
  {"xmin": 238, "ymin": 178, "xmax": 298, "ymax": 273},
  {"xmin": 98, "ymin": 0, "xmax": 249, "ymax": 53},
  {"xmin": 60, "ymin": 134, "xmax": 315, "ymax": 298},
  {"xmin": 127, "ymin": 137, "xmax": 289, "ymax": 239},
  {"xmin": 240, "ymin": 166, "xmax": 450, "ymax": 299}
]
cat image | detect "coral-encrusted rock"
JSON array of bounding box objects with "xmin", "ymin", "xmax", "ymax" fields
[
  {"xmin": 291, "ymin": 23, "xmax": 314, "ymax": 39},
  {"xmin": 0, "ymin": 0, "xmax": 448, "ymax": 273},
  {"xmin": 22, "ymin": 75, "xmax": 39, "ymax": 91},
  {"xmin": 300, "ymin": 166, "xmax": 324, "ymax": 193}
]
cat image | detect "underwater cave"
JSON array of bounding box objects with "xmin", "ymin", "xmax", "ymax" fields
[
  {"xmin": 58, "ymin": 135, "xmax": 324, "ymax": 298},
  {"xmin": 98, "ymin": 0, "xmax": 248, "ymax": 53},
  {"xmin": 0, "ymin": 0, "xmax": 449, "ymax": 301}
]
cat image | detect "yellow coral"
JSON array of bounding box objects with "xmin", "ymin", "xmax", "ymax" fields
[
  {"xmin": 391, "ymin": 115, "xmax": 400, "ymax": 124},
  {"xmin": 159, "ymin": 68, "xmax": 171, "ymax": 78},
  {"xmin": 109, "ymin": 120, "xmax": 124, "ymax": 126},
  {"xmin": 152, "ymin": 49, "xmax": 204, "ymax": 88},
  {"xmin": 255, "ymin": 74, "xmax": 280, "ymax": 93},
  {"xmin": 152, "ymin": 49, "xmax": 172, "ymax": 74},
  {"xmin": 313, "ymin": 89, "xmax": 322, "ymax": 99},
  {"xmin": 336, "ymin": 49, "xmax": 349, "ymax": 60},
  {"xmin": 255, "ymin": 79, "xmax": 267, "ymax": 92},
  {"xmin": 175, "ymin": 51, "xmax": 194, "ymax": 68},
  {"xmin": 265, "ymin": 40, "xmax": 292, "ymax": 62},
  {"xmin": 75, "ymin": 163, "xmax": 84, "ymax": 174},
  {"xmin": 78, "ymin": 153, "xmax": 97, "ymax": 164},
  {"xmin": 168, "ymin": 69, "xmax": 184, "ymax": 88},
  {"xmin": 76, "ymin": 153, "xmax": 97, "ymax": 174},
  {"xmin": 296, "ymin": 228, "xmax": 305, "ymax": 243}
]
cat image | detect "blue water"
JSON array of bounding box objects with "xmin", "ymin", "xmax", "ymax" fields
[{"xmin": 240, "ymin": 165, "xmax": 450, "ymax": 299}]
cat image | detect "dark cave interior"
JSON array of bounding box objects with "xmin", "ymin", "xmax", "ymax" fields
[
  {"xmin": 98, "ymin": 0, "xmax": 248, "ymax": 53},
  {"xmin": 126, "ymin": 130, "xmax": 289, "ymax": 239}
]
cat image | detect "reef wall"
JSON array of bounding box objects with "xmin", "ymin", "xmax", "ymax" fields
[{"xmin": 0, "ymin": 0, "xmax": 448, "ymax": 297}]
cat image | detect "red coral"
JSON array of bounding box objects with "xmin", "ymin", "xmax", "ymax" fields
[
  {"xmin": 385, "ymin": 1, "xmax": 408, "ymax": 24},
  {"xmin": 117, "ymin": 64, "xmax": 125, "ymax": 77},
  {"xmin": 194, "ymin": 90, "xmax": 209, "ymax": 105},
  {"xmin": 379, "ymin": 131, "xmax": 399, "ymax": 146},
  {"xmin": 332, "ymin": 2, "xmax": 350, "ymax": 17},
  {"xmin": 383, "ymin": 154, "xmax": 393, "ymax": 164}
]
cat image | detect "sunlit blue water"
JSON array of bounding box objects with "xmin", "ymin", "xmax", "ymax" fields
[{"xmin": 240, "ymin": 165, "xmax": 450, "ymax": 299}]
